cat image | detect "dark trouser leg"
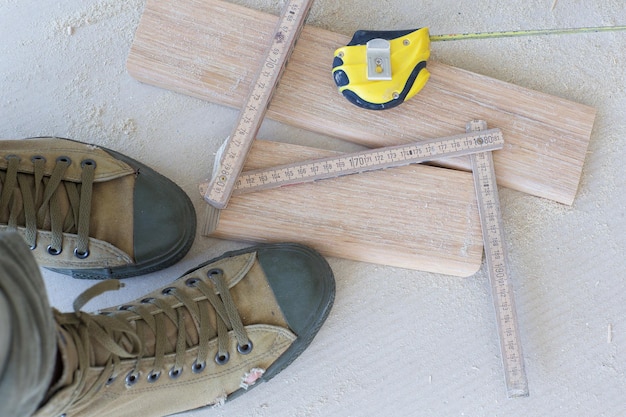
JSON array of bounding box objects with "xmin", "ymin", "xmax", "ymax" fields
[{"xmin": 0, "ymin": 231, "xmax": 57, "ymax": 417}]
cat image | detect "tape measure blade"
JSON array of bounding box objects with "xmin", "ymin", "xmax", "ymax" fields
[
  {"xmin": 468, "ymin": 121, "xmax": 529, "ymax": 398},
  {"xmin": 202, "ymin": 0, "xmax": 314, "ymax": 209}
]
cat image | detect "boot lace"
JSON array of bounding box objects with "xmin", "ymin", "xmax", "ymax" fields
[
  {"xmin": 0, "ymin": 154, "xmax": 95, "ymax": 257},
  {"xmin": 54, "ymin": 269, "xmax": 252, "ymax": 414}
]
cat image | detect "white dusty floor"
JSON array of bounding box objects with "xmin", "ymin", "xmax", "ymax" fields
[{"xmin": 2, "ymin": 0, "xmax": 626, "ymax": 416}]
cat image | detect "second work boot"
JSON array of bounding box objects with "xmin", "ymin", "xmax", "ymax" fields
[
  {"xmin": 0, "ymin": 137, "xmax": 196, "ymax": 279},
  {"xmin": 34, "ymin": 243, "xmax": 335, "ymax": 417}
]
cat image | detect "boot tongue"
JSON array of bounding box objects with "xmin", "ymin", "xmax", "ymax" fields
[
  {"xmin": 47, "ymin": 324, "xmax": 80, "ymax": 396},
  {"xmin": 33, "ymin": 323, "xmax": 81, "ymax": 417}
]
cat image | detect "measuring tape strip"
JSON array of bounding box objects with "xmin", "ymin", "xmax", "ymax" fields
[
  {"xmin": 202, "ymin": 0, "xmax": 314, "ymax": 209},
  {"xmin": 198, "ymin": 129, "xmax": 503, "ymax": 196},
  {"xmin": 467, "ymin": 120, "xmax": 529, "ymax": 398}
]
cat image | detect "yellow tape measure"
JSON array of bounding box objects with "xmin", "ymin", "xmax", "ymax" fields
[
  {"xmin": 332, "ymin": 28, "xmax": 431, "ymax": 110},
  {"xmin": 332, "ymin": 25, "xmax": 626, "ymax": 110}
]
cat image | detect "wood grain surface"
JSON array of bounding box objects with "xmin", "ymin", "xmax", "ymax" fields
[
  {"xmin": 127, "ymin": 0, "xmax": 597, "ymax": 205},
  {"xmin": 203, "ymin": 140, "xmax": 484, "ymax": 277}
]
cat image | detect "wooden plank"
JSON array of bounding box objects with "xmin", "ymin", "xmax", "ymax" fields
[
  {"xmin": 127, "ymin": 0, "xmax": 597, "ymax": 205},
  {"xmin": 204, "ymin": 140, "xmax": 483, "ymax": 277}
]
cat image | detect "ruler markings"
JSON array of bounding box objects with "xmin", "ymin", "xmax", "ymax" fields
[
  {"xmin": 468, "ymin": 121, "xmax": 529, "ymax": 398},
  {"xmin": 198, "ymin": 129, "xmax": 504, "ymax": 196},
  {"xmin": 203, "ymin": 0, "xmax": 314, "ymax": 209}
]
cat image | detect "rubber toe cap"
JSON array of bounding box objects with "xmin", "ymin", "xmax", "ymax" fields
[
  {"xmin": 96, "ymin": 147, "xmax": 196, "ymax": 278},
  {"xmin": 255, "ymin": 243, "xmax": 335, "ymax": 379}
]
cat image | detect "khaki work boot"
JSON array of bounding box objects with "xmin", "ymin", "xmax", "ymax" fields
[
  {"xmin": 34, "ymin": 243, "xmax": 335, "ymax": 417},
  {"xmin": 0, "ymin": 137, "xmax": 196, "ymax": 279}
]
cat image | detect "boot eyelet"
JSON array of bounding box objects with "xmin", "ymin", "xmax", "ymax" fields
[
  {"xmin": 237, "ymin": 341, "xmax": 253, "ymax": 355},
  {"xmin": 47, "ymin": 245, "xmax": 62, "ymax": 256},
  {"xmin": 5, "ymin": 154, "xmax": 20, "ymax": 161},
  {"xmin": 81, "ymin": 159, "xmax": 97, "ymax": 168},
  {"xmin": 147, "ymin": 371, "xmax": 161, "ymax": 383},
  {"xmin": 56, "ymin": 156, "xmax": 72, "ymax": 164},
  {"xmin": 168, "ymin": 367, "xmax": 183, "ymax": 379},
  {"xmin": 125, "ymin": 370, "xmax": 140, "ymax": 386},
  {"xmin": 161, "ymin": 287, "xmax": 175, "ymax": 295},
  {"xmin": 29, "ymin": 244, "xmax": 37, "ymax": 250},
  {"xmin": 207, "ymin": 268, "xmax": 223, "ymax": 278},
  {"xmin": 215, "ymin": 352, "xmax": 230, "ymax": 365},
  {"xmin": 192, "ymin": 360, "xmax": 206, "ymax": 374},
  {"xmin": 31, "ymin": 155, "xmax": 46, "ymax": 163},
  {"xmin": 117, "ymin": 305, "xmax": 132, "ymax": 311},
  {"xmin": 185, "ymin": 277, "xmax": 200, "ymax": 287},
  {"xmin": 106, "ymin": 375, "xmax": 116, "ymax": 385},
  {"xmin": 74, "ymin": 248, "xmax": 90, "ymax": 259},
  {"xmin": 141, "ymin": 297, "xmax": 154, "ymax": 304}
]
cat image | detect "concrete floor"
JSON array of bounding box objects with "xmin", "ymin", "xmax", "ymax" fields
[{"xmin": 2, "ymin": 0, "xmax": 625, "ymax": 416}]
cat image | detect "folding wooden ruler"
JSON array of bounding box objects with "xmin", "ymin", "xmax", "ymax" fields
[{"xmin": 200, "ymin": 121, "xmax": 528, "ymax": 397}]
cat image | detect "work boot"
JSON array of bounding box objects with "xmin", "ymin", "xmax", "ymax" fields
[
  {"xmin": 34, "ymin": 243, "xmax": 335, "ymax": 417},
  {"xmin": 0, "ymin": 137, "xmax": 196, "ymax": 279}
]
